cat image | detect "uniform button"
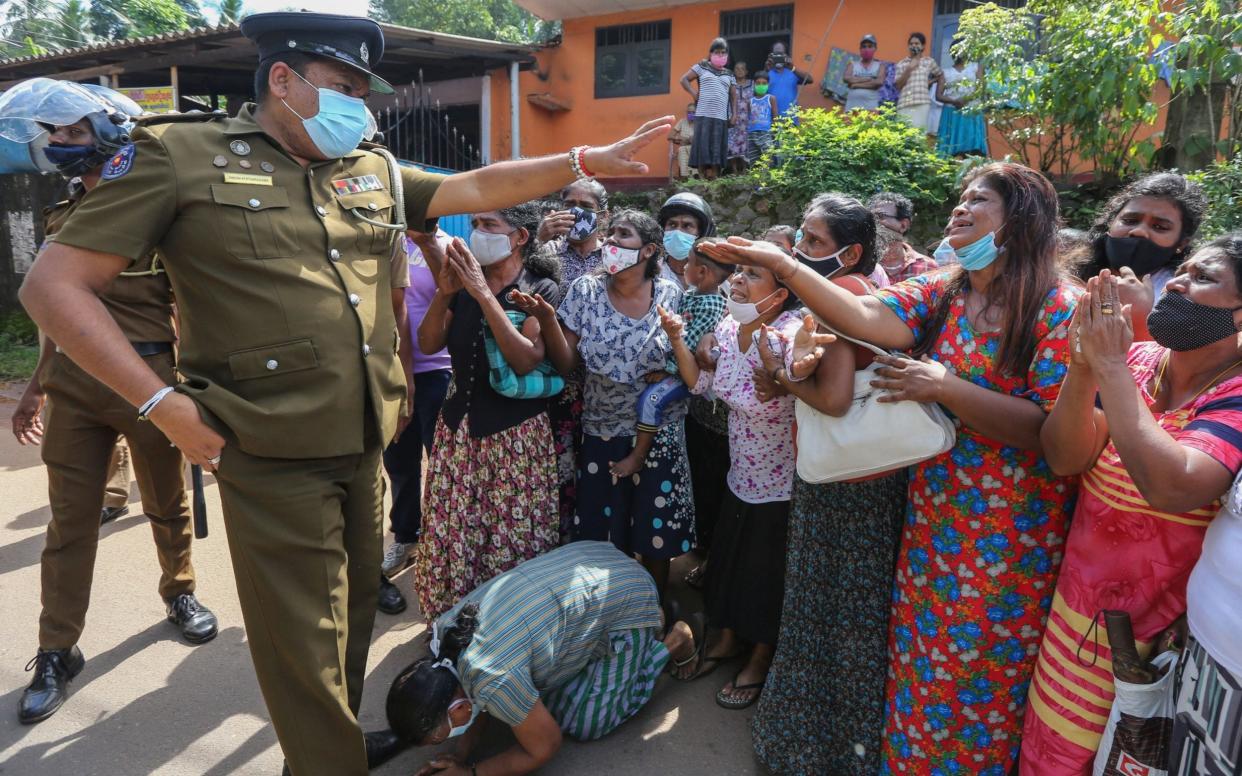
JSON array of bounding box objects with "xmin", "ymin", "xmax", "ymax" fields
[
  {"xmin": 367, "ymin": 202, "xmax": 378, "ymax": 211},
  {"xmin": 265, "ymin": 359, "xmax": 279, "ymax": 370},
  {"xmin": 329, "ymin": 248, "xmax": 341, "ymax": 261},
  {"xmin": 348, "ymin": 293, "xmax": 361, "ymax": 306},
  {"xmin": 248, "ymin": 198, "xmax": 261, "ymax": 208},
  {"xmin": 362, "ymin": 344, "xmax": 371, "ymax": 356},
  {"xmin": 316, "ymin": 205, "xmax": 327, "ymax": 217}
]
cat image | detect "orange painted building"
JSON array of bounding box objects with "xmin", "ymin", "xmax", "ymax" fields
[{"xmin": 482, "ymin": 0, "xmax": 950, "ymax": 178}]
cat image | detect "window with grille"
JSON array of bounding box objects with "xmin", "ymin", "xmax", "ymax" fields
[
  {"xmin": 720, "ymin": 5, "xmax": 793, "ymax": 40},
  {"xmin": 934, "ymin": 0, "xmax": 1025, "ymax": 12},
  {"xmin": 595, "ymin": 20, "xmax": 672, "ymax": 99}
]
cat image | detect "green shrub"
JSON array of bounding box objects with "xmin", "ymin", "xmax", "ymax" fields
[
  {"xmin": 0, "ymin": 310, "xmax": 39, "ymax": 381},
  {"xmin": 749, "ymin": 106, "xmax": 957, "ymax": 243},
  {"xmin": 1189, "ymin": 155, "xmax": 1242, "ymax": 240}
]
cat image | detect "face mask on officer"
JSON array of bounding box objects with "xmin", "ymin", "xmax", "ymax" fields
[{"xmin": 282, "ymin": 67, "xmax": 372, "ymax": 159}]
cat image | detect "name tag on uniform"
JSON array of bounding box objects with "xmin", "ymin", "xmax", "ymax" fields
[
  {"xmin": 332, "ymin": 175, "xmax": 384, "ymax": 195},
  {"xmin": 223, "ymin": 173, "xmax": 273, "ymax": 186}
]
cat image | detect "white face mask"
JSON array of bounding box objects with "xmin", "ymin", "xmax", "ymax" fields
[
  {"xmin": 445, "ymin": 697, "xmax": 479, "ymax": 739},
  {"xmin": 603, "ymin": 243, "xmax": 644, "ymax": 274},
  {"xmin": 468, "ymin": 229, "xmax": 515, "ymax": 266},
  {"xmin": 726, "ymin": 288, "xmax": 780, "ymax": 324}
]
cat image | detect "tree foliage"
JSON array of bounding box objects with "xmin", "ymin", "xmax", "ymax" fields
[
  {"xmin": 369, "ymin": 0, "xmax": 559, "ymax": 43},
  {"xmin": 0, "ymin": 0, "xmax": 203, "ymax": 56},
  {"xmin": 955, "ymin": 0, "xmax": 1165, "ymax": 182},
  {"xmin": 1161, "ymin": 0, "xmax": 1242, "ymax": 168}
]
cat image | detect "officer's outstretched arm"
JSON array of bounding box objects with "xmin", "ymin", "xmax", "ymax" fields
[{"xmin": 425, "ymin": 117, "xmax": 675, "ymax": 219}]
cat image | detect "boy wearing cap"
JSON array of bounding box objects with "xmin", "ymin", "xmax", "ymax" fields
[{"xmin": 20, "ymin": 11, "xmax": 672, "ymax": 776}]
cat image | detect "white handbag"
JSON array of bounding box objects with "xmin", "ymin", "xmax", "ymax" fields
[{"xmin": 794, "ymin": 326, "xmax": 957, "ymax": 483}]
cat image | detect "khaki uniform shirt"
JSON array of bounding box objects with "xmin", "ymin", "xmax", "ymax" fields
[
  {"xmin": 52, "ymin": 105, "xmax": 445, "ymax": 459},
  {"xmin": 43, "ymin": 183, "xmax": 175, "ymax": 343}
]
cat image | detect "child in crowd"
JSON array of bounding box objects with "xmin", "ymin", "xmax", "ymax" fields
[
  {"xmin": 609, "ymin": 241, "xmax": 732, "ymax": 478},
  {"xmin": 669, "ymin": 103, "xmax": 696, "ymax": 181},
  {"xmin": 747, "ymin": 71, "xmax": 777, "ymax": 165},
  {"xmin": 763, "ymin": 225, "xmax": 796, "ymax": 254},
  {"xmin": 661, "ymin": 262, "xmax": 804, "ymax": 711}
]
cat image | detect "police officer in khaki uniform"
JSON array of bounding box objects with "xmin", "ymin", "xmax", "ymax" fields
[
  {"xmin": 21, "ymin": 11, "xmax": 671, "ymax": 775},
  {"xmin": 10, "ymin": 84, "xmax": 218, "ymax": 726}
]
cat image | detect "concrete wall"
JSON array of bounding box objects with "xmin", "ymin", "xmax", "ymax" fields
[{"xmin": 0, "ymin": 173, "xmax": 64, "ymax": 314}]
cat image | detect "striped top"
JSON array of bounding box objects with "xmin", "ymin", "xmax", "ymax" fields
[
  {"xmin": 692, "ymin": 63, "xmax": 735, "ymax": 121},
  {"xmin": 437, "ymin": 541, "xmax": 662, "ymax": 726},
  {"xmin": 1024, "ymin": 340, "xmax": 1242, "ymax": 762}
]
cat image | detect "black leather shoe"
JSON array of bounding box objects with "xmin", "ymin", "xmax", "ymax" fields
[
  {"xmin": 279, "ymin": 731, "xmax": 407, "ymax": 774},
  {"xmin": 19, "ymin": 646, "xmax": 85, "ymax": 724},
  {"xmin": 100, "ymin": 505, "xmax": 129, "ymax": 525},
  {"xmin": 165, "ymin": 593, "xmax": 219, "ymax": 644},
  {"xmin": 365, "ymin": 729, "xmax": 408, "ymax": 769},
  {"xmin": 377, "ymin": 575, "xmax": 407, "ymax": 615}
]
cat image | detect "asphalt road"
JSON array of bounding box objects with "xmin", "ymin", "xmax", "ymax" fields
[{"xmin": 0, "ymin": 382, "xmax": 763, "ymax": 776}]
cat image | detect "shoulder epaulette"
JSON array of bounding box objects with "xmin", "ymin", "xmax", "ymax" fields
[{"xmin": 136, "ymin": 110, "xmax": 228, "ymax": 127}]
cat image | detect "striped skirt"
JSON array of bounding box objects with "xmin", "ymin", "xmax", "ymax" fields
[{"xmin": 543, "ymin": 627, "xmax": 670, "ymax": 741}]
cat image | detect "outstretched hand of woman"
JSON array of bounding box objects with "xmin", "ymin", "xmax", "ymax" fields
[
  {"xmin": 788, "ymin": 314, "xmax": 836, "ymax": 380},
  {"xmin": 508, "ymin": 288, "xmax": 557, "ymax": 325},
  {"xmin": 1077, "ymin": 271, "xmax": 1133, "ymax": 373},
  {"xmin": 445, "ymin": 238, "xmax": 491, "ymax": 301},
  {"xmin": 657, "ymin": 305, "xmax": 685, "ymax": 342},
  {"xmin": 697, "ymin": 236, "xmax": 798, "ymax": 278}
]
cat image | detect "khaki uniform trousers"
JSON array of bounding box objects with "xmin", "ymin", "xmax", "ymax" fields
[
  {"xmin": 38, "ymin": 350, "xmax": 194, "ymax": 650},
  {"xmin": 103, "ymin": 439, "xmax": 131, "ymax": 510},
  {"xmin": 213, "ymin": 427, "xmax": 384, "ymax": 776}
]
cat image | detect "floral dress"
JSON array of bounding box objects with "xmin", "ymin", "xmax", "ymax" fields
[
  {"xmin": 875, "ymin": 269, "xmax": 1080, "ymax": 775},
  {"xmin": 727, "ymin": 79, "xmax": 753, "ymax": 163}
]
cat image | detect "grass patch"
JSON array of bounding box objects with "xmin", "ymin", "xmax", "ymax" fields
[{"xmin": 0, "ymin": 309, "xmax": 39, "ymax": 381}]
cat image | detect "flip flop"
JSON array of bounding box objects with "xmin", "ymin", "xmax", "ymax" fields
[
  {"xmin": 715, "ymin": 670, "xmax": 766, "ymax": 710},
  {"xmin": 683, "ymin": 564, "xmax": 706, "ymax": 590}
]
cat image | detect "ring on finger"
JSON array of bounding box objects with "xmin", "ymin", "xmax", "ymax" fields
[{"xmin": 207, "ymin": 455, "xmax": 222, "ymax": 465}]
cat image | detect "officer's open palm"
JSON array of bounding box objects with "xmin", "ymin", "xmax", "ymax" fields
[
  {"xmin": 584, "ymin": 116, "xmax": 676, "ymax": 176},
  {"xmin": 148, "ymin": 392, "xmax": 226, "ymax": 471}
]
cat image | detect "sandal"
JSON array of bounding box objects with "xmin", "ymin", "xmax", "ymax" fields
[
  {"xmin": 715, "ymin": 669, "xmax": 765, "ymax": 710},
  {"xmin": 684, "ymin": 564, "xmax": 706, "ymax": 590}
]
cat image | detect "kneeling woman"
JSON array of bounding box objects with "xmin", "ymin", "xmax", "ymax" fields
[{"xmin": 388, "ymin": 541, "xmax": 698, "ymax": 776}]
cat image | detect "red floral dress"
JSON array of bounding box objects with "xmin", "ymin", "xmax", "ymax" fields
[
  {"xmin": 875, "ymin": 270, "xmax": 1080, "ymax": 775},
  {"xmin": 1020, "ymin": 341, "xmax": 1242, "ymax": 775}
]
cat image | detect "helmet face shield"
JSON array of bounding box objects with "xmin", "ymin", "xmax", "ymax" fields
[{"xmin": 0, "ymin": 78, "xmax": 135, "ymax": 177}]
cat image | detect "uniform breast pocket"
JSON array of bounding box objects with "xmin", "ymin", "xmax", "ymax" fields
[
  {"xmin": 334, "ymin": 190, "xmax": 397, "ymax": 255},
  {"xmin": 210, "ymin": 184, "xmax": 299, "ymax": 260}
]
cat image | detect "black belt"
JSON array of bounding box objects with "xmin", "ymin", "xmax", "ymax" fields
[{"xmin": 132, "ymin": 341, "xmax": 173, "ymax": 356}]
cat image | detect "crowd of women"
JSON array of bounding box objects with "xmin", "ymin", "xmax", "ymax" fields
[{"xmin": 379, "ymin": 161, "xmax": 1242, "ymax": 776}]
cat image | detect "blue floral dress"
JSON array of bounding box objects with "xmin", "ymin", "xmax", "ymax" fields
[{"xmin": 874, "ymin": 270, "xmax": 1080, "ymax": 775}]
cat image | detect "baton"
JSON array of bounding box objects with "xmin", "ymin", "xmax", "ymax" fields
[{"xmin": 191, "ymin": 464, "xmax": 208, "ymax": 539}]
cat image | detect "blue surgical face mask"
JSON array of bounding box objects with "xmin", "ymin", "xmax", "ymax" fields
[
  {"xmin": 283, "ymin": 69, "xmax": 371, "ymax": 159},
  {"xmin": 794, "ymin": 228, "xmax": 804, "ymax": 245},
  {"xmin": 936, "ymin": 227, "xmax": 1003, "ymax": 271},
  {"xmin": 663, "ymin": 229, "xmax": 696, "ymax": 260},
  {"xmin": 446, "ymin": 697, "xmax": 479, "ymax": 739}
]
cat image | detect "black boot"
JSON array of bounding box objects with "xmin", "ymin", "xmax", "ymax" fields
[
  {"xmin": 19, "ymin": 646, "xmax": 85, "ymax": 724},
  {"xmin": 280, "ymin": 730, "xmax": 408, "ymax": 774},
  {"xmin": 377, "ymin": 575, "xmax": 407, "ymax": 615},
  {"xmin": 100, "ymin": 505, "xmax": 129, "ymax": 525},
  {"xmin": 165, "ymin": 593, "xmax": 219, "ymax": 644}
]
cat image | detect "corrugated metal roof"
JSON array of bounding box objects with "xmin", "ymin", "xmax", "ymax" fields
[{"xmin": 0, "ymin": 21, "xmax": 536, "ymax": 69}]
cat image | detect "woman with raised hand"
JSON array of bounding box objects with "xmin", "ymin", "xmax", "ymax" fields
[
  {"xmin": 700, "ymin": 162, "xmax": 1080, "ymax": 774},
  {"xmin": 413, "ymin": 202, "xmax": 562, "ymax": 620},
  {"xmin": 1021, "ymin": 237, "xmax": 1242, "ymax": 775},
  {"xmin": 748, "ymin": 193, "xmax": 909, "ymax": 775},
  {"xmin": 515, "ymin": 209, "xmax": 692, "ymax": 599}
]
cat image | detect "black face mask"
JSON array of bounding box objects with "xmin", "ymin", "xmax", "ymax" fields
[
  {"xmin": 1103, "ymin": 234, "xmax": 1179, "ymax": 278},
  {"xmin": 794, "ymin": 246, "xmax": 844, "ymax": 278},
  {"xmin": 1146, "ymin": 290, "xmax": 1242, "ymax": 352}
]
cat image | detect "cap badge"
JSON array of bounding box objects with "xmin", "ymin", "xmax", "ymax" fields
[{"xmin": 360, "ymin": 42, "xmax": 369, "ymax": 62}]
